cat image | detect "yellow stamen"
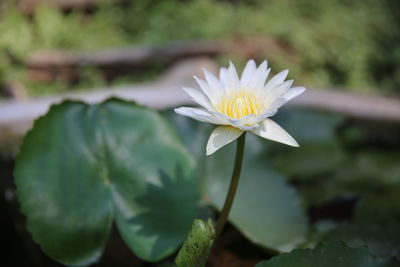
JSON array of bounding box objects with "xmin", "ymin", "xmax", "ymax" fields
[{"xmin": 216, "ymin": 91, "xmax": 264, "ymax": 119}]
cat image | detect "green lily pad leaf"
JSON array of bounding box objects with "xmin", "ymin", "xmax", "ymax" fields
[
  {"xmin": 273, "ymin": 110, "xmax": 344, "ymax": 145},
  {"xmin": 204, "ymin": 134, "xmax": 308, "ymax": 252},
  {"xmin": 167, "ymin": 112, "xmax": 308, "ymax": 253},
  {"xmin": 15, "ymin": 99, "xmax": 198, "ymax": 265},
  {"xmin": 321, "ymin": 222, "xmax": 400, "ymax": 259},
  {"xmin": 271, "ymin": 110, "xmax": 346, "ymax": 180},
  {"xmin": 115, "ymin": 167, "xmax": 199, "ymax": 261},
  {"xmin": 349, "ymin": 152, "xmax": 400, "ymax": 185},
  {"xmin": 318, "ymin": 190, "xmax": 400, "ymax": 259},
  {"xmin": 256, "ymin": 242, "xmax": 398, "ymax": 267},
  {"xmin": 274, "ymin": 142, "xmax": 347, "ymax": 179}
]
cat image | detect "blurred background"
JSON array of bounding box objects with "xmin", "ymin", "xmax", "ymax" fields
[
  {"xmin": 1, "ymin": 0, "xmax": 400, "ymax": 266},
  {"xmin": 0, "ymin": 0, "xmax": 400, "ymax": 95}
]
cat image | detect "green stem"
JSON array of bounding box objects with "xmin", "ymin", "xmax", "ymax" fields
[{"xmin": 215, "ymin": 132, "xmax": 246, "ymax": 237}]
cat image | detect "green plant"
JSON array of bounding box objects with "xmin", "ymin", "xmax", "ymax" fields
[{"xmin": 13, "ymin": 60, "xmax": 400, "ymax": 266}]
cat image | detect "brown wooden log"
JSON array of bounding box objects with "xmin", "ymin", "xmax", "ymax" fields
[
  {"xmin": 4, "ymin": 70, "xmax": 400, "ymax": 140},
  {"xmin": 26, "ymin": 41, "xmax": 226, "ymax": 83},
  {"xmin": 25, "ymin": 38, "xmax": 286, "ymax": 83},
  {"xmin": 290, "ymin": 89, "xmax": 400, "ymax": 123},
  {"xmin": 0, "ymin": 58, "xmax": 218, "ymax": 154},
  {"xmin": 4, "ymin": 58, "xmax": 400, "ymax": 155}
]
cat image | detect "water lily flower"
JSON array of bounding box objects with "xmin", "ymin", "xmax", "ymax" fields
[{"xmin": 175, "ymin": 59, "xmax": 306, "ymax": 155}]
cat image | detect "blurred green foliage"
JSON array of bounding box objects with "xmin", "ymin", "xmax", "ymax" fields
[
  {"xmin": 0, "ymin": 0, "xmax": 399, "ymax": 96},
  {"xmin": 267, "ymin": 110, "xmax": 400, "ymax": 258},
  {"xmin": 167, "ymin": 107, "xmax": 400, "ymax": 259}
]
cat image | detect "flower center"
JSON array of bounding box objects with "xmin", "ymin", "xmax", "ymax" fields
[{"xmin": 217, "ymin": 91, "xmax": 264, "ymax": 119}]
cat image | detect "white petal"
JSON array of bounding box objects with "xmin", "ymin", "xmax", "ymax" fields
[
  {"xmin": 219, "ymin": 67, "xmax": 228, "ymax": 85},
  {"xmin": 240, "ymin": 59, "xmax": 257, "ymax": 85},
  {"xmin": 265, "ymin": 69, "xmax": 289, "ymax": 90},
  {"xmin": 194, "ymin": 76, "xmax": 220, "ymax": 104},
  {"xmin": 252, "ymin": 119, "xmax": 299, "ymax": 147},
  {"xmin": 230, "ymin": 121, "xmax": 259, "ymax": 131},
  {"xmin": 182, "ymin": 87, "xmax": 214, "ymax": 110},
  {"xmin": 261, "ymin": 87, "xmax": 306, "ymax": 116},
  {"xmin": 207, "ymin": 111, "xmax": 257, "ymax": 131},
  {"xmin": 174, "ymin": 107, "xmax": 227, "ymax": 125},
  {"xmin": 264, "ymin": 80, "xmax": 293, "ymax": 106},
  {"xmin": 203, "ymin": 69, "xmax": 222, "ymax": 91},
  {"xmin": 253, "ymin": 106, "xmax": 281, "ymax": 123},
  {"xmin": 249, "ymin": 61, "xmax": 270, "ymax": 89},
  {"xmin": 282, "ymin": 86, "xmax": 306, "ymax": 101},
  {"xmin": 206, "ymin": 126, "xmax": 243, "ymax": 155},
  {"xmin": 228, "ymin": 114, "xmax": 259, "ymax": 131},
  {"xmin": 209, "ymin": 111, "xmax": 231, "ymax": 123},
  {"xmin": 226, "ymin": 61, "xmax": 240, "ymax": 92}
]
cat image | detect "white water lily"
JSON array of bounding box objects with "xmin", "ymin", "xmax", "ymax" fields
[{"xmin": 175, "ymin": 59, "xmax": 306, "ymax": 155}]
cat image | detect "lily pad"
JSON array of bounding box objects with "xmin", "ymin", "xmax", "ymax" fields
[
  {"xmin": 15, "ymin": 99, "xmax": 198, "ymax": 265},
  {"xmin": 204, "ymin": 134, "xmax": 308, "ymax": 252},
  {"xmin": 321, "ymin": 222, "xmax": 400, "ymax": 259},
  {"xmin": 273, "ymin": 110, "xmax": 344, "ymax": 145},
  {"xmin": 319, "ymin": 191, "xmax": 400, "ymax": 259},
  {"xmin": 168, "ymin": 113, "xmax": 308, "ymax": 253},
  {"xmin": 256, "ymin": 242, "xmax": 398, "ymax": 267}
]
